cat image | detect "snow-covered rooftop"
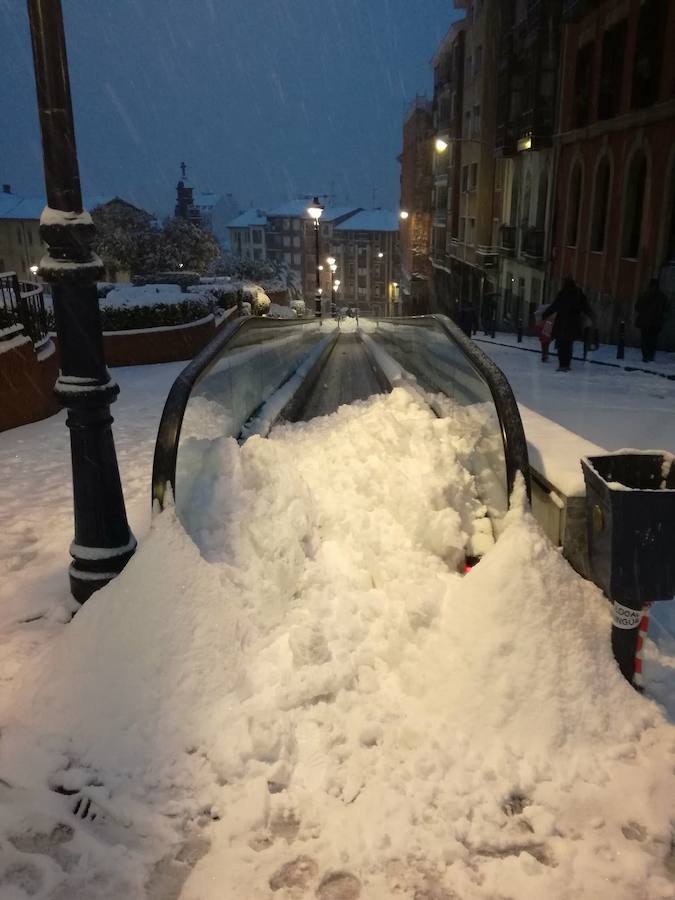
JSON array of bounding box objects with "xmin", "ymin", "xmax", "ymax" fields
[
  {"xmin": 227, "ymin": 208, "xmax": 268, "ymax": 228},
  {"xmin": 0, "ymin": 192, "xmax": 141, "ymax": 220},
  {"xmin": 267, "ymin": 200, "xmax": 361, "ymax": 222},
  {"xmin": 334, "ymin": 208, "xmax": 400, "ymax": 232}
]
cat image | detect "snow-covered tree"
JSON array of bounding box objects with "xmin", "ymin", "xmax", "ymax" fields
[{"xmin": 91, "ymin": 203, "xmax": 220, "ymax": 276}]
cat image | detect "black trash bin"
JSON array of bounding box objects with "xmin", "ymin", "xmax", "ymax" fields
[{"xmin": 581, "ymin": 452, "xmax": 675, "ymax": 685}]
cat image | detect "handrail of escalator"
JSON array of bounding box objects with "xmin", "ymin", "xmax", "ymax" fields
[
  {"xmin": 375, "ymin": 314, "xmax": 531, "ymax": 501},
  {"xmin": 151, "ymin": 315, "xmax": 320, "ymax": 511}
]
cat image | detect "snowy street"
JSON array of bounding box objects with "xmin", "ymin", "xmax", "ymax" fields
[{"xmin": 0, "ymin": 354, "xmax": 674, "ymax": 898}]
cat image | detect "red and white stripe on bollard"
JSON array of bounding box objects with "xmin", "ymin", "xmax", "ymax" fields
[{"xmin": 632, "ymin": 603, "xmax": 652, "ymax": 691}]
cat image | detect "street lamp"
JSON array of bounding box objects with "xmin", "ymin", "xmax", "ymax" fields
[
  {"xmin": 27, "ymin": 0, "xmax": 135, "ymax": 602},
  {"xmin": 29, "ymin": 264, "xmax": 39, "ymax": 277},
  {"xmin": 307, "ymin": 197, "xmax": 324, "ymax": 319},
  {"xmin": 435, "ymin": 137, "xmax": 449, "ymax": 153},
  {"xmin": 399, "ymin": 210, "xmax": 409, "ymax": 220},
  {"xmin": 377, "ymin": 252, "xmax": 384, "ymax": 259},
  {"xmin": 326, "ymin": 257, "xmax": 337, "ymax": 314}
]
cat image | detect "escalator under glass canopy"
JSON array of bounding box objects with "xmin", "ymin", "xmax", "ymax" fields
[{"xmin": 152, "ymin": 314, "xmax": 529, "ymax": 537}]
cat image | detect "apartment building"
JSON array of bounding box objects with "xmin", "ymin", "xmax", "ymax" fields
[
  {"xmin": 399, "ymin": 97, "xmax": 434, "ymax": 314},
  {"xmin": 494, "ymin": 0, "xmax": 562, "ymax": 331},
  {"xmin": 227, "ymin": 209, "xmax": 268, "ymax": 261},
  {"xmin": 263, "ymin": 202, "xmax": 360, "ymax": 297},
  {"xmin": 329, "ymin": 210, "xmax": 400, "ymax": 316},
  {"xmin": 428, "ymin": 1, "xmax": 499, "ymax": 321},
  {"xmin": 552, "ymin": 0, "xmax": 675, "ymax": 348}
]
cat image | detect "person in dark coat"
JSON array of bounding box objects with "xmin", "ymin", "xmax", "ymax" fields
[
  {"xmin": 635, "ymin": 278, "xmax": 667, "ymax": 362},
  {"xmin": 543, "ymin": 277, "xmax": 592, "ymax": 371}
]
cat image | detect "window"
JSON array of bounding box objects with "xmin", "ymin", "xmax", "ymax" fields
[
  {"xmin": 495, "ymin": 159, "xmax": 505, "ymax": 192},
  {"xmin": 464, "ymin": 110, "xmax": 471, "ymax": 138},
  {"xmin": 473, "ymin": 105, "xmax": 481, "ymax": 136},
  {"xmin": 632, "ymin": 0, "xmax": 667, "ymax": 109},
  {"xmin": 253, "ymin": 248, "xmax": 262, "ymax": 261},
  {"xmin": 622, "ymin": 151, "xmax": 647, "ymax": 259},
  {"xmin": 252, "ymin": 229, "xmax": 262, "ymax": 244},
  {"xmin": 292, "ymin": 219, "xmax": 300, "ymax": 231},
  {"xmin": 468, "ymin": 217, "xmax": 476, "ymax": 245},
  {"xmin": 461, "ymin": 165, "xmax": 469, "ymax": 192},
  {"xmin": 459, "ymin": 217, "xmax": 466, "ymax": 241},
  {"xmin": 566, "ymin": 162, "xmax": 583, "ymax": 247},
  {"xmin": 293, "ymin": 253, "xmax": 301, "ymax": 265},
  {"xmin": 293, "ymin": 235, "xmax": 300, "ymax": 248},
  {"xmin": 590, "ymin": 156, "xmax": 611, "ymax": 252},
  {"xmin": 522, "ymin": 172, "xmax": 532, "ymax": 227},
  {"xmin": 283, "ymin": 235, "xmax": 291, "ymax": 248},
  {"xmin": 283, "ymin": 218, "xmax": 290, "ymax": 230},
  {"xmin": 574, "ymin": 42, "xmax": 594, "ymax": 127},
  {"xmin": 322, "ymin": 224, "xmax": 331, "ymax": 237},
  {"xmin": 597, "ymin": 20, "xmax": 626, "ymax": 120},
  {"xmin": 470, "ymin": 163, "xmax": 478, "ymax": 191},
  {"xmin": 284, "ymin": 252, "xmax": 292, "ymax": 263}
]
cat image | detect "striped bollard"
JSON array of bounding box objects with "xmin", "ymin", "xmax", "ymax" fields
[{"xmin": 632, "ymin": 603, "xmax": 652, "ymax": 692}]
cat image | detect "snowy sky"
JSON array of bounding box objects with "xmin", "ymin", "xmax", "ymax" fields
[{"xmin": 1, "ymin": 0, "xmax": 459, "ymax": 217}]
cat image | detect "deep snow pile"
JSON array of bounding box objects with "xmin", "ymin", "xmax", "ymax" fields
[{"xmin": 0, "ymin": 389, "xmax": 674, "ymax": 899}]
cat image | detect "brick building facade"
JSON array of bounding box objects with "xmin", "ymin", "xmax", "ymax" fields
[{"xmin": 552, "ymin": 0, "xmax": 675, "ymax": 347}]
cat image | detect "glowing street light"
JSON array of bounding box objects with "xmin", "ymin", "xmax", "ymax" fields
[
  {"xmin": 399, "ymin": 210, "xmax": 409, "ymax": 220},
  {"xmin": 29, "ymin": 264, "xmax": 39, "ymax": 276},
  {"xmin": 435, "ymin": 137, "xmax": 449, "ymax": 153},
  {"xmin": 307, "ymin": 196, "xmax": 324, "ymax": 319},
  {"xmin": 326, "ymin": 256, "xmax": 336, "ymax": 266},
  {"xmin": 377, "ymin": 252, "xmax": 384, "ymax": 259}
]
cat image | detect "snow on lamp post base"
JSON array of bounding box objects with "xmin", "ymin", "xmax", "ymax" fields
[{"xmin": 27, "ymin": 0, "xmax": 136, "ymax": 603}]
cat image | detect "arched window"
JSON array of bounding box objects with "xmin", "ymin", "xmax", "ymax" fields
[
  {"xmin": 566, "ymin": 162, "xmax": 582, "ymax": 246},
  {"xmin": 536, "ymin": 169, "xmax": 549, "ymax": 230},
  {"xmin": 622, "ymin": 151, "xmax": 647, "ymax": 259},
  {"xmin": 590, "ymin": 156, "xmax": 611, "ymax": 252}
]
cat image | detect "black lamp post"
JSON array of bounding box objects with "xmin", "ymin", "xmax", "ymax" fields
[
  {"xmin": 307, "ymin": 197, "xmax": 324, "ymax": 319},
  {"xmin": 27, "ymin": 0, "xmax": 136, "ymax": 603}
]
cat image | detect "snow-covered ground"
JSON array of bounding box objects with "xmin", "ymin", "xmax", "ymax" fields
[
  {"xmin": 1, "ymin": 361, "xmax": 674, "ymax": 898},
  {"xmin": 476, "ymin": 333, "xmax": 675, "ymax": 455}
]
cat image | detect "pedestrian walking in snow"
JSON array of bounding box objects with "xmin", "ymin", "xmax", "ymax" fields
[
  {"xmin": 543, "ymin": 277, "xmax": 592, "ymax": 372},
  {"xmin": 533, "ymin": 303, "xmax": 554, "ymax": 361},
  {"xmin": 635, "ymin": 278, "xmax": 667, "ymax": 363}
]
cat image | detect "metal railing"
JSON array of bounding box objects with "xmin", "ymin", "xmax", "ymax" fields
[{"xmin": 0, "ymin": 271, "xmax": 49, "ymax": 344}]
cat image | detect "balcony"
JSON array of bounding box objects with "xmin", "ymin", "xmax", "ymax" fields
[
  {"xmin": 495, "ymin": 121, "xmax": 518, "ymax": 157},
  {"xmin": 475, "ymin": 246, "xmax": 500, "ymax": 268},
  {"xmin": 521, "ymin": 227, "xmax": 545, "ymax": 263},
  {"xmin": 499, "ymin": 225, "xmax": 517, "ymax": 256},
  {"xmin": 0, "ymin": 272, "xmax": 49, "ymax": 345}
]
